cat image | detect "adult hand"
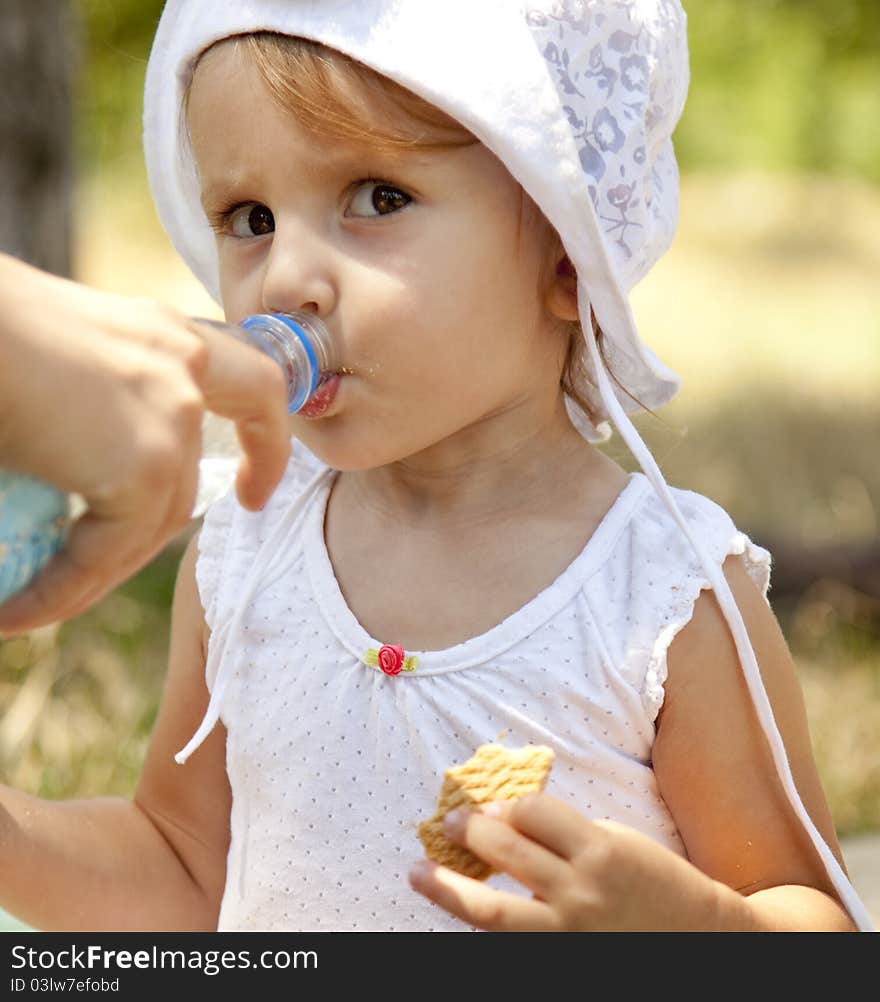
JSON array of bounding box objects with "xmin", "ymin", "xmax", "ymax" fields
[
  {"xmin": 408, "ymin": 793, "xmax": 726, "ymax": 931},
  {"xmin": 0, "ymin": 254, "xmax": 290, "ymax": 634}
]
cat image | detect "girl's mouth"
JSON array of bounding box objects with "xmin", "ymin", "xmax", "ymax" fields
[{"xmin": 299, "ymin": 372, "xmax": 342, "ymax": 419}]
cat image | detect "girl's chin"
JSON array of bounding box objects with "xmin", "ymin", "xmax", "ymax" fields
[{"xmin": 291, "ymin": 424, "xmax": 385, "ymax": 472}]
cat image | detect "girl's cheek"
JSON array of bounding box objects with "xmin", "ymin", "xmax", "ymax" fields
[{"xmin": 218, "ymin": 252, "xmax": 266, "ymax": 315}]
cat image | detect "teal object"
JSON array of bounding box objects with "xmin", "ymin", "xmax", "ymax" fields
[{"xmin": 0, "ymin": 471, "xmax": 70, "ymax": 605}]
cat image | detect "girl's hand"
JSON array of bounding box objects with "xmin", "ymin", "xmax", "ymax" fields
[{"xmin": 408, "ymin": 793, "xmax": 729, "ymax": 931}]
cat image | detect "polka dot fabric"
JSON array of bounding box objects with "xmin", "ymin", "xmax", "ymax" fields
[{"xmin": 195, "ymin": 443, "xmax": 771, "ymax": 931}]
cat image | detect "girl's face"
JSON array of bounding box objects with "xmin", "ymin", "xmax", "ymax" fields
[{"xmin": 187, "ymin": 43, "xmax": 573, "ymax": 471}]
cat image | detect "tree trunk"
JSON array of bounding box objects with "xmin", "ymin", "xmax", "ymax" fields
[{"xmin": 0, "ymin": 0, "xmax": 77, "ymax": 277}]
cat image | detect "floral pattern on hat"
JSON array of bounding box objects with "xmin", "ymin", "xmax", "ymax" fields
[{"xmin": 524, "ymin": 0, "xmax": 689, "ymax": 290}]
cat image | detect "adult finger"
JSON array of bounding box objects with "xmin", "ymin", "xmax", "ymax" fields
[
  {"xmin": 0, "ymin": 520, "xmax": 151, "ymax": 633},
  {"xmin": 440, "ymin": 807, "xmax": 568, "ymax": 903},
  {"xmin": 407, "ymin": 860, "xmax": 557, "ymax": 932},
  {"xmin": 190, "ymin": 322, "xmax": 291, "ymax": 510},
  {"xmin": 0, "ymin": 491, "xmax": 182, "ymax": 634},
  {"xmin": 232, "ymin": 413, "xmax": 292, "ymax": 511},
  {"xmin": 483, "ymin": 793, "xmax": 596, "ymax": 861}
]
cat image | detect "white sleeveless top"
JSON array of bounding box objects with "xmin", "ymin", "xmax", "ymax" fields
[{"xmin": 194, "ymin": 442, "xmax": 771, "ymax": 932}]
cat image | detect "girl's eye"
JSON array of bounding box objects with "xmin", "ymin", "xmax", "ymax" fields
[
  {"xmin": 228, "ymin": 203, "xmax": 275, "ymax": 237},
  {"xmin": 347, "ymin": 180, "xmax": 411, "ymax": 218}
]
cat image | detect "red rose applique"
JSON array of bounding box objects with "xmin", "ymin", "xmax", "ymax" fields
[
  {"xmin": 364, "ymin": 645, "xmax": 417, "ymax": 675},
  {"xmin": 377, "ymin": 644, "xmax": 405, "ymax": 676}
]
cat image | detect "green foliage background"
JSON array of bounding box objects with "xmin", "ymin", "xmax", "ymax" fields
[{"xmin": 74, "ymin": 0, "xmax": 880, "ymax": 181}]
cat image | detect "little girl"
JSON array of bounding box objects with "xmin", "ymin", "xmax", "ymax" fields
[{"xmin": 0, "ymin": 0, "xmax": 872, "ymax": 932}]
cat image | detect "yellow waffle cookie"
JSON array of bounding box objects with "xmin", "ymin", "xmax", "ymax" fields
[{"xmin": 417, "ymin": 743, "xmax": 555, "ymax": 880}]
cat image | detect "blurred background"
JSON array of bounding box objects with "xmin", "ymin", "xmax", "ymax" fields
[{"xmin": 1, "ymin": 0, "xmax": 878, "ymax": 925}]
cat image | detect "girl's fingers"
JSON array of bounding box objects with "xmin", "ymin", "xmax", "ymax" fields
[
  {"xmin": 484, "ymin": 793, "xmax": 595, "ymax": 861},
  {"xmin": 408, "ymin": 860, "xmax": 558, "ymax": 932},
  {"xmin": 439, "ymin": 807, "xmax": 569, "ymax": 902}
]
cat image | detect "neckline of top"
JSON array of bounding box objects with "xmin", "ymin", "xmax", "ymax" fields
[{"xmin": 303, "ymin": 469, "xmax": 652, "ymax": 675}]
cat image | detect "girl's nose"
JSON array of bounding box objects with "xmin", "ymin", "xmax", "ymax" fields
[{"xmin": 260, "ymin": 227, "xmax": 337, "ymax": 318}]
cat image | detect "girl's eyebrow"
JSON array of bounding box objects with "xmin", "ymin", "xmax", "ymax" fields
[
  {"xmin": 199, "ymin": 170, "xmax": 257, "ymax": 208},
  {"xmin": 198, "ymin": 146, "xmax": 448, "ymax": 208},
  {"xmin": 303, "ymin": 144, "xmax": 448, "ymax": 176}
]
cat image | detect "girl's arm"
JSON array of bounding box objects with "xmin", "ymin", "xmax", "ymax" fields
[
  {"xmin": 649, "ymin": 551, "xmax": 855, "ymax": 931},
  {"xmin": 409, "ymin": 553, "xmax": 858, "ymax": 931},
  {"xmin": 0, "ymin": 534, "xmax": 231, "ymax": 931}
]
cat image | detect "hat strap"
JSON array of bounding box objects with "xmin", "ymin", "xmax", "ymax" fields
[{"xmin": 580, "ymin": 287, "xmax": 875, "ymax": 932}]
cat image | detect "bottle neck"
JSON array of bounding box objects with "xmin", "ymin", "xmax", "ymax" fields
[{"xmin": 192, "ymin": 312, "xmax": 338, "ymax": 414}]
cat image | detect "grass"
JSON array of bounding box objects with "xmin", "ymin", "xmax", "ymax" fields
[
  {"xmin": 0, "ymin": 544, "xmax": 181, "ymax": 800},
  {"xmin": 1, "ymin": 167, "xmax": 878, "ymax": 836}
]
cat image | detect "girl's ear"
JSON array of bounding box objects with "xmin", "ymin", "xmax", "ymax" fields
[{"xmin": 545, "ymin": 255, "xmax": 580, "ymax": 323}]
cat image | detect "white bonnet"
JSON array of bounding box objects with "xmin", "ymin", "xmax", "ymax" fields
[{"xmin": 143, "ymin": 0, "xmax": 688, "ymax": 441}]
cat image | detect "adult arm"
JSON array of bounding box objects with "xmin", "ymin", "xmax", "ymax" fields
[{"xmin": 0, "ymin": 253, "xmax": 290, "ymax": 633}]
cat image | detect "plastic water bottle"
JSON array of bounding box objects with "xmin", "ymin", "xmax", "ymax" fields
[
  {"xmin": 191, "ymin": 311, "xmax": 337, "ymax": 516},
  {"xmin": 0, "ymin": 311, "xmax": 337, "ymax": 606}
]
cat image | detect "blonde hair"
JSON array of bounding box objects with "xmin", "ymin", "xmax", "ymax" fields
[{"xmin": 189, "ymin": 31, "xmax": 641, "ymax": 425}]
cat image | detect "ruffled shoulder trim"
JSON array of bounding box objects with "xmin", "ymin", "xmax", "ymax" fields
[
  {"xmin": 641, "ymin": 520, "xmax": 772, "ymax": 722},
  {"xmin": 588, "ymin": 486, "xmax": 772, "ymax": 726}
]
